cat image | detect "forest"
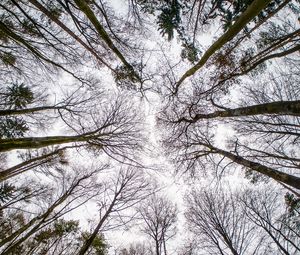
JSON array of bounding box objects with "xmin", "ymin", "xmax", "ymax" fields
[{"xmin": 0, "ymin": 0, "xmax": 300, "ymax": 254}]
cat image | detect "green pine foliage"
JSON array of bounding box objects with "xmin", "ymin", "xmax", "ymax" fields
[
  {"xmin": 5, "ymin": 83, "xmax": 34, "ymax": 109},
  {"xmin": 0, "ymin": 117, "xmax": 29, "ymax": 138}
]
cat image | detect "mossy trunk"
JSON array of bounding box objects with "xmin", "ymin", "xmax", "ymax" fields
[
  {"xmin": 73, "ymin": 0, "xmax": 132, "ymax": 70},
  {"xmin": 207, "ymin": 144, "xmax": 300, "ymax": 189},
  {"xmin": 0, "ymin": 135, "xmax": 94, "ymax": 152},
  {"xmin": 175, "ymin": 0, "xmax": 272, "ymax": 92},
  {"xmin": 185, "ymin": 100, "xmax": 300, "ymax": 122}
]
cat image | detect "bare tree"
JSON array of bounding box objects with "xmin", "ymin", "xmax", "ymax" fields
[
  {"xmin": 118, "ymin": 242, "xmax": 153, "ymax": 255},
  {"xmin": 137, "ymin": 194, "xmax": 177, "ymax": 255},
  {"xmin": 0, "ymin": 166, "xmax": 106, "ymax": 254},
  {"xmin": 78, "ymin": 167, "xmax": 152, "ymax": 255},
  {"xmin": 0, "ymin": 94, "xmax": 143, "ymax": 164},
  {"xmin": 186, "ymin": 186, "xmax": 300, "ymax": 255},
  {"xmin": 240, "ymin": 189, "xmax": 300, "ymax": 255},
  {"xmin": 160, "ymin": 67, "xmax": 300, "ymax": 189},
  {"xmin": 186, "ymin": 187, "xmax": 265, "ymax": 255}
]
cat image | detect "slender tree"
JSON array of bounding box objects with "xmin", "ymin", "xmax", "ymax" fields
[
  {"xmin": 186, "ymin": 187, "xmax": 265, "ymax": 255},
  {"xmin": 137, "ymin": 195, "xmax": 177, "ymax": 255},
  {"xmin": 78, "ymin": 168, "xmax": 151, "ymax": 255}
]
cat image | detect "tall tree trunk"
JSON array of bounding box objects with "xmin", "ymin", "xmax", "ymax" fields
[
  {"xmin": 175, "ymin": 0, "xmax": 272, "ymax": 92},
  {"xmin": 201, "ymin": 142, "xmax": 300, "ymax": 189},
  {"xmin": 73, "ymin": 0, "xmax": 134, "ymax": 72},
  {"xmin": 155, "ymin": 239, "xmax": 160, "ymax": 255},
  {"xmin": 177, "ymin": 100, "xmax": 300, "ymax": 123},
  {"xmin": 0, "ymin": 134, "xmax": 98, "ymax": 152},
  {"xmin": 0, "ymin": 105, "xmax": 64, "ymax": 116},
  {"xmin": 0, "ymin": 21, "xmax": 79, "ymax": 79},
  {"xmin": 1, "ymin": 176, "xmax": 86, "ymax": 254},
  {"xmin": 162, "ymin": 235, "xmax": 167, "ymax": 255},
  {"xmin": 27, "ymin": 0, "xmax": 114, "ymax": 72},
  {"xmin": 0, "ymin": 146, "xmax": 78, "ymax": 181},
  {"xmin": 77, "ymin": 196, "xmax": 117, "ymax": 255}
]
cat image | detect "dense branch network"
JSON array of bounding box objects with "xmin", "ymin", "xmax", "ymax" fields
[{"xmin": 0, "ymin": 0, "xmax": 300, "ymax": 254}]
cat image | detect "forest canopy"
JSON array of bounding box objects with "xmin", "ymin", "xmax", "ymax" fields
[{"xmin": 0, "ymin": 0, "xmax": 300, "ymax": 254}]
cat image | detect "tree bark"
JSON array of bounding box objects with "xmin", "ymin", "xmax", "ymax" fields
[
  {"xmin": 177, "ymin": 100, "xmax": 300, "ymax": 123},
  {"xmin": 175, "ymin": 0, "xmax": 272, "ymax": 92},
  {"xmin": 27, "ymin": 0, "xmax": 114, "ymax": 71},
  {"xmin": 201, "ymin": 142, "xmax": 300, "ymax": 189},
  {"xmin": 0, "ymin": 134, "xmax": 99, "ymax": 152}
]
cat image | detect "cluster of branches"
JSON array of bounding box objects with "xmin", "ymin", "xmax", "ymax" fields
[
  {"xmin": 154, "ymin": 0, "xmax": 300, "ymax": 252},
  {"xmin": 0, "ymin": 1, "xmax": 152, "ymax": 254},
  {"xmin": 0, "ymin": 0, "xmax": 146, "ymax": 86},
  {"xmin": 0, "ymin": 164, "xmax": 160, "ymax": 254},
  {"xmin": 1, "ymin": 0, "xmax": 300, "ymax": 254},
  {"xmin": 185, "ymin": 185, "xmax": 300, "ymax": 254},
  {"xmin": 159, "ymin": 0, "xmax": 300, "ymax": 190}
]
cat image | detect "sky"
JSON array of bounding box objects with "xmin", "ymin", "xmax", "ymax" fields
[{"xmin": 2, "ymin": 1, "xmax": 299, "ymax": 254}]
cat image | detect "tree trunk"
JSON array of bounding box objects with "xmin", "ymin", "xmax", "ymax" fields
[
  {"xmin": 177, "ymin": 100, "xmax": 300, "ymax": 123},
  {"xmin": 0, "ymin": 106, "xmax": 64, "ymax": 116},
  {"xmin": 155, "ymin": 239, "xmax": 160, "ymax": 255},
  {"xmin": 27, "ymin": 0, "xmax": 114, "ymax": 71},
  {"xmin": 0, "ymin": 146, "xmax": 78, "ymax": 181},
  {"xmin": 175, "ymin": 0, "xmax": 272, "ymax": 92},
  {"xmin": 73, "ymin": 0, "xmax": 133, "ymax": 71},
  {"xmin": 0, "ymin": 21, "xmax": 77, "ymax": 79},
  {"xmin": 202, "ymin": 143, "xmax": 300, "ymax": 189},
  {"xmin": 77, "ymin": 196, "xmax": 117, "ymax": 255},
  {"xmin": 1, "ymin": 177, "xmax": 85, "ymax": 254},
  {"xmin": 0, "ymin": 134, "xmax": 98, "ymax": 152}
]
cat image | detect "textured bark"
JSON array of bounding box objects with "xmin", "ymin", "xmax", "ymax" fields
[
  {"xmin": 73, "ymin": 0, "xmax": 133, "ymax": 70},
  {"xmin": 0, "ymin": 134, "xmax": 100, "ymax": 152},
  {"xmin": 202, "ymin": 143, "xmax": 300, "ymax": 189},
  {"xmin": 177, "ymin": 100, "xmax": 300, "ymax": 123},
  {"xmin": 0, "ymin": 106, "xmax": 64, "ymax": 116},
  {"xmin": 175, "ymin": 0, "xmax": 272, "ymax": 92}
]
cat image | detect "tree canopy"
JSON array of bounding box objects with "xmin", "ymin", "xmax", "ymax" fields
[{"xmin": 1, "ymin": 0, "xmax": 300, "ymax": 254}]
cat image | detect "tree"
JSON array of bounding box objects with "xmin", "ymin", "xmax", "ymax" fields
[
  {"xmin": 174, "ymin": 0, "xmax": 273, "ymax": 92},
  {"xmin": 186, "ymin": 186, "xmax": 300, "ymax": 254},
  {"xmin": 78, "ymin": 167, "xmax": 152, "ymax": 255},
  {"xmin": 240, "ymin": 189, "xmax": 300, "ymax": 255},
  {"xmin": 0, "ymin": 166, "xmax": 106, "ymax": 254},
  {"xmin": 186, "ymin": 187, "xmax": 265, "ymax": 255},
  {"xmin": 27, "ymin": 0, "xmax": 115, "ymax": 71},
  {"xmin": 137, "ymin": 194, "xmax": 177, "ymax": 255},
  {"xmin": 0, "ymin": 145, "xmax": 74, "ymax": 182},
  {"xmin": 1, "ymin": 0, "xmax": 300, "ymax": 252},
  {"xmin": 1, "ymin": 214, "xmax": 109, "ymax": 255},
  {"xmin": 0, "ymin": 93, "xmax": 143, "ymax": 172},
  {"xmin": 160, "ymin": 66, "xmax": 300, "ymax": 189},
  {"xmin": 118, "ymin": 242, "xmax": 153, "ymax": 255}
]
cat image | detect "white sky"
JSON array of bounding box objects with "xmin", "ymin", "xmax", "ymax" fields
[{"xmin": 3, "ymin": 1, "xmax": 298, "ymax": 254}]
